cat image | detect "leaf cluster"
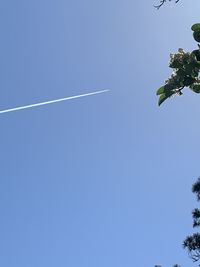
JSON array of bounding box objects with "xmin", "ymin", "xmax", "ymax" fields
[{"xmin": 156, "ymin": 24, "xmax": 200, "ymax": 106}]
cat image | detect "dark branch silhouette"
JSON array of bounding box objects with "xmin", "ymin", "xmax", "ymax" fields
[{"xmin": 154, "ymin": 0, "xmax": 180, "ymax": 9}]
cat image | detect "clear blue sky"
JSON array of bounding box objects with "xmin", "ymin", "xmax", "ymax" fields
[{"xmin": 0, "ymin": 0, "xmax": 200, "ymax": 266}]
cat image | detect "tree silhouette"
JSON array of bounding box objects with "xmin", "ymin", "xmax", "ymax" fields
[
  {"xmin": 154, "ymin": 178, "xmax": 200, "ymax": 267},
  {"xmin": 183, "ymin": 178, "xmax": 200, "ymax": 263}
]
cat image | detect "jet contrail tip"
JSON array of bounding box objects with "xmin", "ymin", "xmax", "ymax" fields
[{"xmin": 0, "ymin": 89, "xmax": 110, "ymax": 114}]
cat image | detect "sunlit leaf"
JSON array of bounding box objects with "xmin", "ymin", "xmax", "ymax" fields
[
  {"xmin": 158, "ymin": 94, "xmax": 169, "ymax": 106},
  {"xmin": 156, "ymin": 86, "xmax": 165, "ymax": 95},
  {"xmin": 191, "ymin": 23, "xmax": 200, "ymax": 32},
  {"xmin": 190, "ymin": 84, "xmax": 200, "ymax": 93}
]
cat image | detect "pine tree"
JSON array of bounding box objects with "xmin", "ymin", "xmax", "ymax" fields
[{"xmin": 183, "ymin": 178, "xmax": 200, "ymax": 263}]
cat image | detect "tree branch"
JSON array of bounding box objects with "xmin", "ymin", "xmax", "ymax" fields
[{"xmin": 154, "ymin": 0, "xmax": 180, "ymax": 9}]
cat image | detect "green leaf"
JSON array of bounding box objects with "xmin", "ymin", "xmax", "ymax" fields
[
  {"xmin": 192, "ymin": 49, "xmax": 200, "ymax": 61},
  {"xmin": 183, "ymin": 76, "xmax": 196, "ymax": 86},
  {"xmin": 191, "ymin": 23, "xmax": 200, "ymax": 32},
  {"xmin": 158, "ymin": 94, "xmax": 169, "ymax": 106},
  {"xmin": 156, "ymin": 86, "xmax": 165, "ymax": 95},
  {"xmin": 176, "ymin": 69, "xmax": 186, "ymax": 77},
  {"xmin": 156, "ymin": 84, "xmax": 175, "ymax": 95},
  {"xmin": 193, "ymin": 31, "xmax": 200, "ymax": 42},
  {"xmin": 190, "ymin": 84, "xmax": 200, "ymax": 93},
  {"xmin": 184, "ymin": 64, "xmax": 196, "ymax": 75},
  {"xmin": 158, "ymin": 90, "xmax": 176, "ymax": 106},
  {"xmin": 195, "ymin": 61, "xmax": 200, "ymax": 68}
]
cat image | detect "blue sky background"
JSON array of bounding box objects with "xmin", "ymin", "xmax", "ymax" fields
[{"xmin": 0, "ymin": 0, "xmax": 200, "ymax": 266}]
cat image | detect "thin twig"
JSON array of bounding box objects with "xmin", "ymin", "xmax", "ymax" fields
[
  {"xmin": 154, "ymin": 0, "xmax": 167, "ymax": 9},
  {"xmin": 154, "ymin": 0, "xmax": 180, "ymax": 9}
]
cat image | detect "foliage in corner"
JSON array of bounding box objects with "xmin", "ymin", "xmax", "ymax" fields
[
  {"xmin": 156, "ymin": 23, "xmax": 200, "ymax": 106},
  {"xmin": 183, "ymin": 177, "xmax": 200, "ymax": 263}
]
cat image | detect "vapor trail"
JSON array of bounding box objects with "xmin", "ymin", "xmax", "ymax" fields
[{"xmin": 0, "ymin": 90, "xmax": 109, "ymax": 114}]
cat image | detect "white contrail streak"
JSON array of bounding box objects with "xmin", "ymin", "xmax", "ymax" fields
[{"xmin": 0, "ymin": 89, "xmax": 109, "ymax": 114}]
